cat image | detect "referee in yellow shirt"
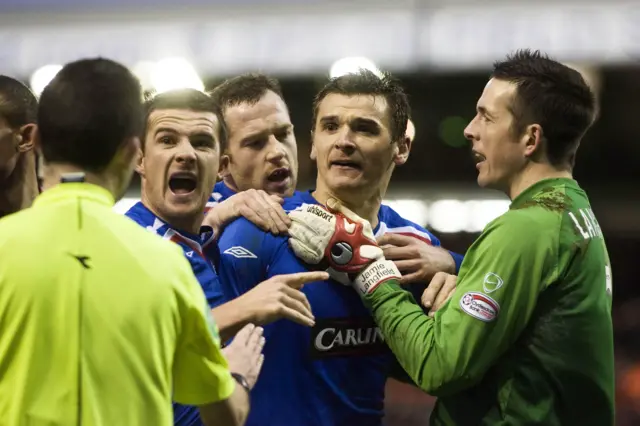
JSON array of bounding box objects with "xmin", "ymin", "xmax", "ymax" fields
[{"xmin": 0, "ymin": 58, "xmax": 259, "ymax": 426}]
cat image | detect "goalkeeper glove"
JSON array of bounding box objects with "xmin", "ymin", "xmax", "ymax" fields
[{"xmin": 287, "ymin": 198, "xmax": 401, "ymax": 296}]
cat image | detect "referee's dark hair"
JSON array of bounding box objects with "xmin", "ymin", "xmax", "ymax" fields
[
  {"xmin": 38, "ymin": 58, "xmax": 144, "ymax": 173},
  {"xmin": 209, "ymin": 73, "xmax": 285, "ymax": 152},
  {"xmin": 492, "ymin": 49, "xmax": 596, "ymax": 168},
  {"xmin": 312, "ymin": 69, "xmax": 410, "ymax": 144},
  {"xmin": 0, "ymin": 76, "xmax": 38, "ymax": 128},
  {"xmin": 142, "ymin": 89, "xmax": 225, "ymax": 152}
]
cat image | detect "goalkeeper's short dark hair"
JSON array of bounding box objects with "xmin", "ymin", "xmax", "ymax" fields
[{"xmin": 492, "ymin": 49, "xmax": 597, "ymax": 167}]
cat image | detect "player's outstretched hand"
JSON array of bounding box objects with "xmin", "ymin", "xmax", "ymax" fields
[
  {"xmin": 377, "ymin": 233, "xmax": 456, "ymax": 285},
  {"xmin": 421, "ymin": 272, "xmax": 457, "ymax": 317},
  {"xmin": 222, "ymin": 323, "xmax": 265, "ymax": 389},
  {"xmin": 239, "ymin": 271, "xmax": 329, "ymax": 327},
  {"xmin": 204, "ymin": 189, "xmax": 291, "ymax": 235}
]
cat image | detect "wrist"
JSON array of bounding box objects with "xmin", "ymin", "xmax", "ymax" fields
[
  {"xmin": 353, "ymin": 259, "xmax": 401, "ymax": 296},
  {"xmin": 441, "ymin": 249, "xmax": 457, "ymax": 274},
  {"xmin": 231, "ymin": 372, "xmax": 251, "ymax": 394},
  {"xmin": 235, "ymin": 294, "xmax": 259, "ymax": 325}
]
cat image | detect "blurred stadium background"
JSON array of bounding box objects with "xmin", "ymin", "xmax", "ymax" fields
[{"xmin": 2, "ymin": 0, "xmax": 638, "ymax": 423}]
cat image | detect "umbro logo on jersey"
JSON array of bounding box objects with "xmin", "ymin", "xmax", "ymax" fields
[
  {"xmin": 223, "ymin": 246, "xmax": 257, "ymax": 259},
  {"xmin": 185, "ymin": 251, "xmax": 194, "ymax": 258}
]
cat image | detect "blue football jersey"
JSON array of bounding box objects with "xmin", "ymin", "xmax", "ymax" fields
[
  {"xmin": 216, "ymin": 191, "xmax": 450, "ymax": 426},
  {"xmin": 125, "ymin": 201, "xmax": 224, "ymax": 426}
]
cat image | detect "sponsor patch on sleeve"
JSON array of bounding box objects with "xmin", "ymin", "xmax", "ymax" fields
[{"xmin": 459, "ymin": 291, "xmax": 500, "ymax": 322}]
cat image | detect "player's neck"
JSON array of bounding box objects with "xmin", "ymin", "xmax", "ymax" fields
[
  {"xmin": 221, "ymin": 176, "xmax": 239, "ymax": 193},
  {"xmin": 507, "ymin": 163, "xmax": 573, "ymax": 200},
  {"xmin": 139, "ymin": 191, "xmax": 203, "ymax": 236},
  {"xmin": 42, "ymin": 163, "xmax": 121, "ymax": 199},
  {"xmin": 159, "ymin": 212, "xmax": 203, "ymax": 236},
  {"xmin": 312, "ymin": 185, "xmax": 381, "ymax": 229},
  {"xmin": 0, "ymin": 153, "xmax": 39, "ymax": 216}
]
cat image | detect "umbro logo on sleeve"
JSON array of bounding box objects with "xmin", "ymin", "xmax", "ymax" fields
[{"xmin": 223, "ymin": 246, "xmax": 258, "ymax": 259}]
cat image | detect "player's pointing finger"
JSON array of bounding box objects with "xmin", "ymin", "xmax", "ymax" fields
[{"xmin": 281, "ymin": 271, "xmax": 329, "ymax": 288}]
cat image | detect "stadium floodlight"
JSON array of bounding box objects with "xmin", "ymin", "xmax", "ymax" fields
[
  {"xmin": 384, "ymin": 199, "xmax": 429, "ymax": 226},
  {"xmin": 30, "ymin": 64, "xmax": 63, "ymax": 97},
  {"xmin": 329, "ymin": 57, "xmax": 383, "ymax": 79},
  {"xmin": 133, "ymin": 61, "xmax": 157, "ymax": 92},
  {"xmin": 464, "ymin": 200, "xmax": 510, "ymax": 233},
  {"xmin": 429, "ymin": 199, "xmax": 468, "ymax": 233},
  {"xmin": 150, "ymin": 57, "xmax": 205, "ymax": 94}
]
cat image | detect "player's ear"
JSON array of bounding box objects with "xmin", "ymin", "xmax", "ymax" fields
[
  {"xmin": 218, "ymin": 153, "xmax": 230, "ymax": 179},
  {"xmin": 310, "ymin": 130, "xmax": 317, "ymax": 161},
  {"xmin": 523, "ymin": 123, "xmax": 543, "ymax": 159},
  {"xmin": 17, "ymin": 123, "xmax": 37, "ymax": 153},
  {"xmin": 393, "ymin": 135, "xmax": 411, "ymax": 166},
  {"xmin": 135, "ymin": 140, "xmax": 145, "ymax": 177}
]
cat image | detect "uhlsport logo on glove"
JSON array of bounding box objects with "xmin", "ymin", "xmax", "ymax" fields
[{"xmin": 303, "ymin": 204, "xmax": 335, "ymax": 223}]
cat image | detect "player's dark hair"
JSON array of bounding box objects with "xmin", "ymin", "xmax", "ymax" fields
[
  {"xmin": 38, "ymin": 58, "xmax": 143, "ymax": 173},
  {"xmin": 492, "ymin": 49, "xmax": 596, "ymax": 167},
  {"xmin": 312, "ymin": 70, "xmax": 410, "ymax": 144},
  {"xmin": 143, "ymin": 89, "xmax": 225, "ymax": 152},
  {"xmin": 0, "ymin": 75, "xmax": 38, "ymax": 128},
  {"xmin": 209, "ymin": 73, "xmax": 285, "ymax": 151}
]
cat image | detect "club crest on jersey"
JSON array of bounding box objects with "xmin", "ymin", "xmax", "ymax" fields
[{"xmin": 460, "ymin": 291, "xmax": 499, "ymax": 322}]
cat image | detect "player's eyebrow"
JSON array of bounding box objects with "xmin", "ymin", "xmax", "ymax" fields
[
  {"xmin": 477, "ymin": 106, "xmax": 495, "ymax": 119},
  {"xmin": 241, "ymin": 123, "xmax": 293, "ymax": 143},
  {"xmin": 154, "ymin": 127, "xmax": 179, "ymax": 136},
  {"xmin": 319, "ymin": 115, "xmax": 338, "ymax": 125},
  {"xmin": 350, "ymin": 117, "xmax": 382, "ymax": 130},
  {"xmin": 155, "ymin": 127, "xmax": 214, "ymax": 138}
]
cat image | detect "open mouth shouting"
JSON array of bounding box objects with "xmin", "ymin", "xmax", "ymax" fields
[
  {"xmin": 265, "ymin": 167, "xmax": 292, "ymax": 192},
  {"xmin": 472, "ymin": 151, "xmax": 486, "ymax": 169},
  {"xmin": 168, "ymin": 171, "xmax": 198, "ymax": 197}
]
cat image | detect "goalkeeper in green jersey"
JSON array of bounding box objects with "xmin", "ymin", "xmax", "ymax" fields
[{"xmin": 287, "ymin": 49, "xmax": 615, "ymax": 425}]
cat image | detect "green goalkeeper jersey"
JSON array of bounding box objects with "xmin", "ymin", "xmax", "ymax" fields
[{"xmin": 364, "ymin": 178, "xmax": 615, "ymax": 425}]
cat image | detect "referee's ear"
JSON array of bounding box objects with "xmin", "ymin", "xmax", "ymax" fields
[
  {"xmin": 18, "ymin": 123, "xmax": 37, "ymax": 153},
  {"xmin": 135, "ymin": 147, "xmax": 145, "ymax": 177}
]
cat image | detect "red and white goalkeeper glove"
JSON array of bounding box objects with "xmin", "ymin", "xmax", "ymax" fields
[{"xmin": 287, "ymin": 198, "xmax": 401, "ymax": 295}]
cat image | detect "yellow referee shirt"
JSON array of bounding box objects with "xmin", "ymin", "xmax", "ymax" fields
[{"xmin": 0, "ymin": 183, "xmax": 235, "ymax": 426}]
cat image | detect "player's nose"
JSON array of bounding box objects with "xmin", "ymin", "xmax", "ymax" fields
[
  {"xmin": 463, "ymin": 118, "xmax": 478, "ymax": 142},
  {"xmin": 174, "ymin": 139, "xmax": 197, "ymax": 164},
  {"xmin": 266, "ymin": 136, "xmax": 287, "ymax": 163},
  {"xmin": 333, "ymin": 132, "xmax": 357, "ymax": 153}
]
